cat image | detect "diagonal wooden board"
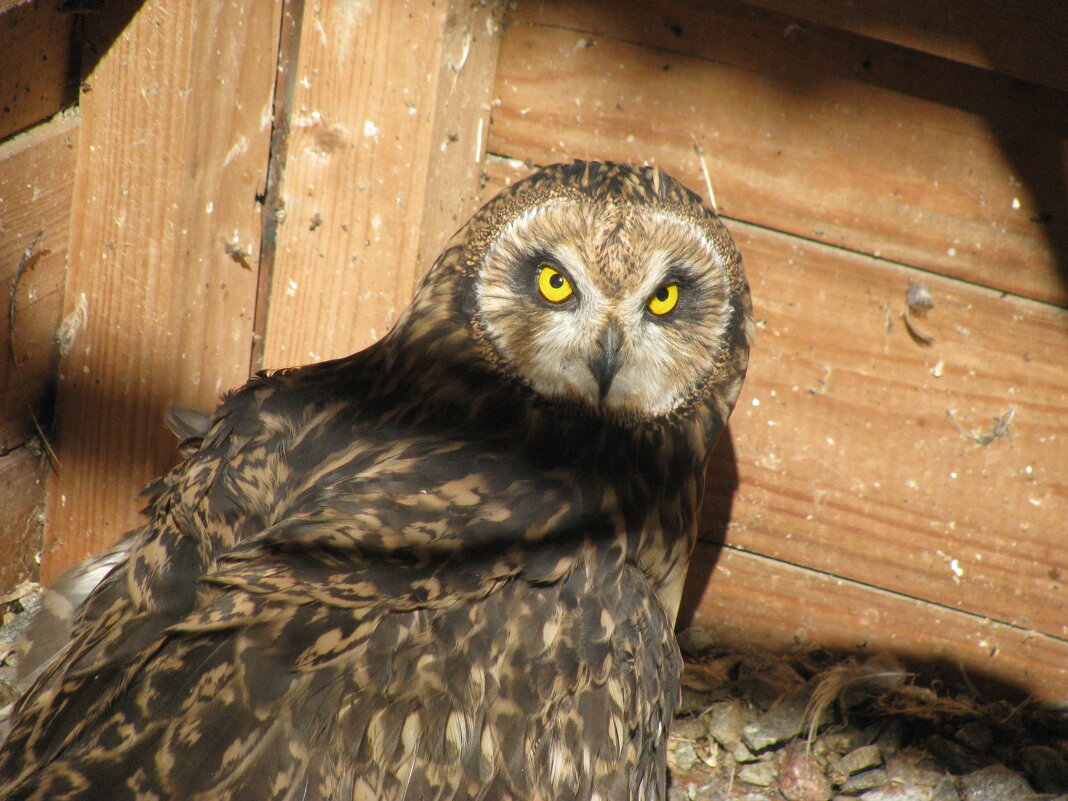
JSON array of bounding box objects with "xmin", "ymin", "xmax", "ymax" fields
[{"xmin": 494, "ymin": 0, "xmax": 1068, "ymax": 306}]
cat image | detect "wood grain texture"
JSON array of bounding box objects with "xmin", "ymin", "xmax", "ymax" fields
[
  {"xmin": 740, "ymin": 0, "xmax": 1068, "ymax": 95},
  {"xmin": 714, "ymin": 218, "xmax": 1068, "ymax": 639},
  {"xmin": 0, "ymin": 112, "xmax": 76, "ymax": 445},
  {"xmin": 682, "ymin": 544, "xmax": 1068, "ymax": 703},
  {"xmin": 0, "ymin": 0, "xmax": 74, "ymax": 142},
  {"xmin": 0, "ymin": 111, "xmax": 78, "ymax": 591},
  {"xmin": 415, "ymin": 0, "xmax": 506, "ymax": 274},
  {"xmin": 261, "ymin": 0, "xmax": 504, "ymax": 368},
  {"xmin": 42, "ymin": 0, "xmax": 282, "ymax": 582},
  {"xmin": 482, "ymin": 154, "xmax": 1068, "ymax": 691},
  {"xmin": 493, "ymin": 0, "xmax": 1068, "ymax": 306}
]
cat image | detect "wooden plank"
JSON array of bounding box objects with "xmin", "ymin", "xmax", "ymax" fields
[
  {"xmin": 260, "ymin": 0, "xmax": 504, "ymax": 368},
  {"xmin": 0, "ymin": 111, "xmax": 78, "ymax": 592},
  {"xmin": 0, "ymin": 111, "xmax": 76, "ymax": 442},
  {"xmin": 42, "ymin": 0, "xmax": 283, "ymax": 582},
  {"xmin": 414, "ymin": 0, "xmax": 506, "ymax": 275},
  {"xmin": 712, "ymin": 220, "xmax": 1068, "ymax": 639},
  {"xmin": 480, "ymin": 155, "xmax": 1068, "ymax": 643},
  {"xmin": 492, "ymin": 0, "xmax": 1068, "ymax": 306},
  {"xmin": 680, "ymin": 545, "xmax": 1068, "ymax": 703},
  {"xmin": 740, "ymin": 0, "xmax": 1068, "ymax": 95},
  {"xmin": 0, "ymin": 0, "xmax": 74, "ymax": 142}
]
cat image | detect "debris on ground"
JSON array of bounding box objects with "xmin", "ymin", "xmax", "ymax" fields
[
  {"xmin": 668, "ymin": 629, "xmax": 1068, "ymax": 800},
  {"xmin": 0, "ymin": 581, "xmax": 41, "ymax": 706}
]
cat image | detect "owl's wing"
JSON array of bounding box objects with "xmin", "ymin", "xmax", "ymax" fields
[
  {"xmin": 8, "ymin": 406, "xmax": 210, "ymax": 699},
  {"xmin": 0, "ymin": 387, "xmax": 276, "ymax": 787},
  {"xmin": 1, "ymin": 516, "xmax": 677, "ymax": 801}
]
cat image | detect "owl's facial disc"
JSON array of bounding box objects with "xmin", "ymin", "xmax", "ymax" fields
[{"xmin": 475, "ymin": 201, "xmax": 733, "ymax": 419}]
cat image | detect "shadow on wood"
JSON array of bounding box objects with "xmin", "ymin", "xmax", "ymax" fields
[
  {"xmin": 677, "ymin": 426, "xmax": 739, "ymax": 631},
  {"xmin": 71, "ymin": 0, "xmax": 146, "ymax": 82}
]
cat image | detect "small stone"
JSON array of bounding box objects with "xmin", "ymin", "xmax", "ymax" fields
[
  {"xmin": 859, "ymin": 785, "xmax": 934, "ymax": 801},
  {"xmin": 930, "ymin": 777, "xmax": 962, "ymax": 801},
  {"xmin": 953, "ymin": 721, "xmax": 994, "ymax": 753},
  {"xmin": 780, "ymin": 745, "xmax": 833, "ymax": 801},
  {"xmin": 840, "ymin": 767, "xmax": 888, "ymax": 793},
  {"xmin": 672, "ymin": 716, "xmax": 707, "ymax": 742},
  {"xmin": 959, "ymin": 764, "xmax": 1034, "ymax": 801},
  {"xmin": 819, "ymin": 729, "xmax": 870, "ymax": 757},
  {"xmin": 1017, "ymin": 745, "xmax": 1068, "ymax": 793},
  {"xmin": 734, "ymin": 740, "xmax": 759, "ymax": 763},
  {"xmin": 677, "ymin": 626, "xmax": 718, "ymax": 657},
  {"xmin": 678, "ymin": 687, "xmax": 714, "ymax": 716},
  {"xmin": 672, "ymin": 740, "xmax": 698, "ymax": 772},
  {"xmin": 742, "ymin": 693, "xmax": 809, "ymax": 751},
  {"xmin": 926, "ymin": 735, "xmax": 988, "ymax": 775},
  {"xmin": 873, "ymin": 719, "xmax": 904, "ymax": 755},
  {"xmin": 738, "ymin": 758, "xmax": 780, "ymax": 787},
  {"xmin": 885, "ymin": 748, "xmax": 948, "ymax": 787},
  {"xmin": 707, "ymin": 699, "xmax": 752, "ymax": 751},
  {"xmin": 835, "ymin": 745, "xmax": 884, "ymax": 778}
]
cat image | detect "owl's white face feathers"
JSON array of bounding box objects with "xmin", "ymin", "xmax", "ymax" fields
[{"xmin": 475, "ymin": 199, "xmax": 735, "ymax": 419}]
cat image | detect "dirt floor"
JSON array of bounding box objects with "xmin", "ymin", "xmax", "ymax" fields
[{"xmin": 2, "ymin": 586, "xmax": 1066, "ymax": 800}]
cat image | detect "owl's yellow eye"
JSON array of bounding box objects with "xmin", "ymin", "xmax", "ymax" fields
[
  {"xmin": 647, "ymin": 283, "xmax": 679, "ymax": 316},
  {"xmin": 537, "ymin": 264, "xmax": 574, "ymax": 303}
]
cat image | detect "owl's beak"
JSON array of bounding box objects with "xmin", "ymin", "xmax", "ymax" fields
[{"xmin": 589, "ymin": 322, "xmax": 623, "ymax": 402}]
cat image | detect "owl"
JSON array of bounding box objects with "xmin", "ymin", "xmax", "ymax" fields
[{"xmin": 0, "ymin": 161, "xmax": 752, "ymax": 800}]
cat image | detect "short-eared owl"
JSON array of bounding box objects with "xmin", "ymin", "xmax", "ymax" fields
[{"xmin": 0, "ymin": 161, "xmax": 752, "ymax": 800}]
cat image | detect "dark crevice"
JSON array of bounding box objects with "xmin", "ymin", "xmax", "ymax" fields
[{"xmin": 250, "ymin": 0, "xmax": 306, "ymax": 374}]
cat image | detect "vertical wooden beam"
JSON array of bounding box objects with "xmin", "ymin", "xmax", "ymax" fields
[
  {"xmin": 259, "ymin": 0, "xmax": 504, "ymax": 368},
  {"xmin": 414, "ymin": 0, "xmax": 508, "ymax": 273},
  {"xmin": 0, "ymin": 112, "xmax": 78, "ymax": 591},
  {"xmin": 43, "ymin": 0, "xmax": 283, "ymax": 581}
]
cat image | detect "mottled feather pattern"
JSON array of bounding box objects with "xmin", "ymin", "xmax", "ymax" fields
[{"xmin": 0, "ymin": 162, "xmax": 751, "ymax": 800}]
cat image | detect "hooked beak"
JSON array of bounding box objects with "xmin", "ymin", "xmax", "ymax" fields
[{"xmin": 588, "ymin": 321, "xmax": 623, "ymax": 403}]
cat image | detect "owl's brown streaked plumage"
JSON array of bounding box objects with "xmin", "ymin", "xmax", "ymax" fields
[{"xmin": 0, "ymin": 161, "xmax": 752, "ymax": 800}]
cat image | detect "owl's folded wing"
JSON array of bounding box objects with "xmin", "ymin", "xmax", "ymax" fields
[{"xmin": 1, "ymin": 507, "xmax": 676, "ymax": 801}]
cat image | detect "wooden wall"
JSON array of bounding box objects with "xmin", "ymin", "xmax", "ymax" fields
[{"xmin": 0, "ymin": 0, "xmax": 1065, "ymax": 701}]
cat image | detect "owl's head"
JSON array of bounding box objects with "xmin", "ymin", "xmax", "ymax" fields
[{"xmin": 405, "ymin": 162, "xmax": 752, "ymax": 426}]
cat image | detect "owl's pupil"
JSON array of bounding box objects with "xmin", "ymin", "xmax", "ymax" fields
[
  {"xmin": 655, "ymin": 287, "xmax": 670, "ymax": 302},
  {"xmin": 549, "ymin": 273, "xmax": 564, "ymax": 289}
]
